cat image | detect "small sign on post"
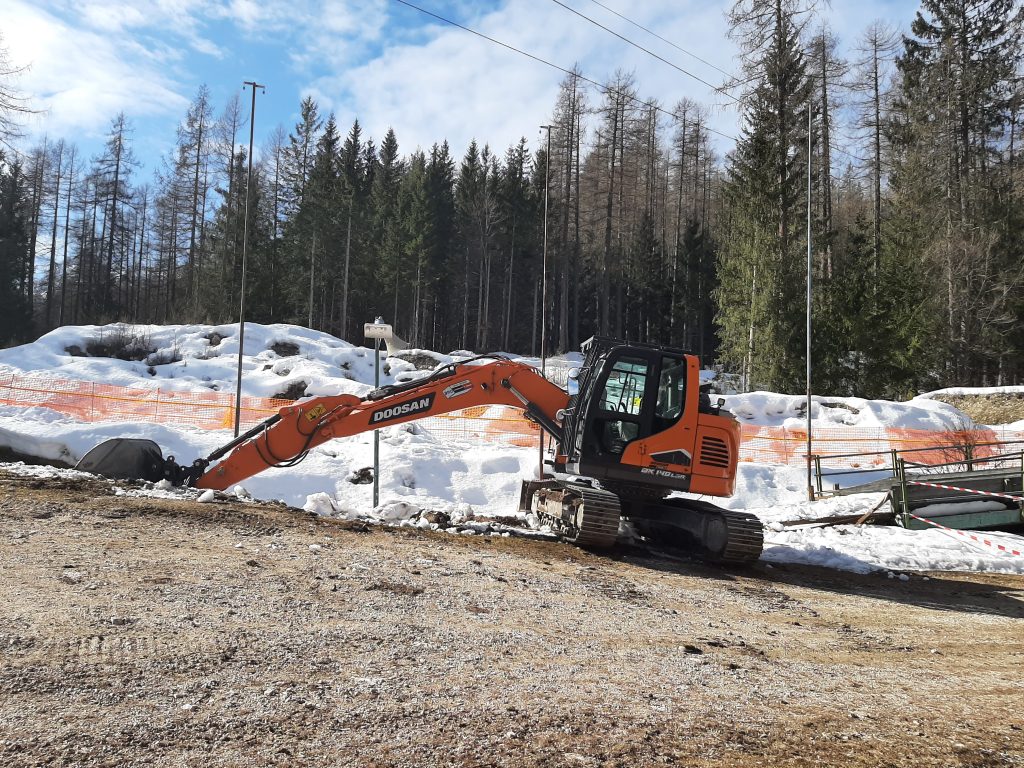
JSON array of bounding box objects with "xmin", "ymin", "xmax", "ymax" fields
[
  {"xmin": 363, "ymin": 322, "xmax": 393, "ymax": 341},
  {"xmin": 364, "ymin": 318, "xmax": 392, "ymax": 509}
]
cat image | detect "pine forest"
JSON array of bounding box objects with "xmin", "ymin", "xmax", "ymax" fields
[{"xmin": 1, "ymin": 0, "xmax": 1023, "ymax": 399}]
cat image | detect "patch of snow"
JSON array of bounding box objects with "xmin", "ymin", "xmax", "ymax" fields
[
  {"xmin": 918, "ymin": 385, "xmax": 1024, "ymax": 398},
  {"xmin": 763, "ymin": 524, "xmax": 1024, "ymax": 575},
  {"xmin": 723, "ymin": 391, "xmax": 974, "ymax": 431}
]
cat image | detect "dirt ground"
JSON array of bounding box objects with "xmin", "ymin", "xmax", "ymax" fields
[{"xmin": 1, "ymin": 469, "xmax": 1022, "ymax": 768}]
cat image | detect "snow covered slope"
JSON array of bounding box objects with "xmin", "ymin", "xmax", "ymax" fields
[
  {"xmin": 0, "ymin": 323, "xmax": 437, "ymax": 399},
  {"xmin": 723, "ymin": 391, "xmax": 975, "ymax": 431},
  {"xmin": 0, "ymin": 322, "xmax": 1021, "ymax": 576}
]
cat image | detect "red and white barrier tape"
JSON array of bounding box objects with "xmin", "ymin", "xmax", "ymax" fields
[
  {"xmin": 906, "ymin": 479, "xmax": 1024, "ymax": 503},
  {"xmin": 908, "ymin": 513, "xmax": 1024, "ymax": 557}
]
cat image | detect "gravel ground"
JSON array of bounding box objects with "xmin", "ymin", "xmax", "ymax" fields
[{"xmin": 1, "ymin": 469, "xmax": 1022, "ymax": 767}]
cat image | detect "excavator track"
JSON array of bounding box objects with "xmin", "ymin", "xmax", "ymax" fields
[
  {"xmin": 710, "ymin": 508, "xmax": 765, "ymax": 563},
  {"xmin": 568, "ymin": 486, "xmax": 622, "ymax": 548},
  {"xmin": 527, "ymin": 482, "xmax": 621, "ymax": 549},
  {"xmin": 624, "ymin": 497, "xmax": 764, "ymax": 563}
]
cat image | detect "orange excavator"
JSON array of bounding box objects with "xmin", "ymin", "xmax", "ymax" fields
[{"xmin": 77, "ymin": 337, "xmax": 763, "ymax": 562}]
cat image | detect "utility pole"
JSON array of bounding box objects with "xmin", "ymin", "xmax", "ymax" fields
[
  {"xmin": 806, "ymin": 98, "xmax": 814, "ymax": 501},
  {"xmin": 233, "ymin": 80, "xmax": 264, "ymax": 438},
  {"xmin": 539, "ymin": 125, "xmax": 553, "ymax": 479},
  {"xmin": 308, "ymin": 232, "xmax": 316, "ymax": 329}
]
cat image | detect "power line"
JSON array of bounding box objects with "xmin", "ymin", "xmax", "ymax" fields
[
  {"xmin": 390, "ymin": 0, "xmax": 868, "ymax": 166},
  {"xmin": 559, "ymin": 0, "xmax": 867, "ymax": 165},
  {"xmin": 585, "ymin": 0, "xmax": 738, "ymax": 85},
  {"xmin": 584, "ymin": 0, "xmax": 789, "ymax": 99},
  {"xmin": 548, "ymin": 0, "xmax": 741, "ymax": 104},
  {"xmin": 390, "ymin": 0, "xmax": 739, "ymax": 141}
]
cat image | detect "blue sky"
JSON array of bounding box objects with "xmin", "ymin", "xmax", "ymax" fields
[{"xmin": 6, "ymin": 0, "xmax": 918, "ymax": 173}]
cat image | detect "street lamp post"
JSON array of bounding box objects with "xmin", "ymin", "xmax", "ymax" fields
[
  {"xmin": 539, "ymin": 124, "xmax": 553, "ymax": 479},
  {"xmin": 233, "ymin": 80, "xmax": 264, "ymax": 438}
]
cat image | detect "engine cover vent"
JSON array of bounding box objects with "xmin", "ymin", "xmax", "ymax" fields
[{"xmin": 699, "ymin": 436, "xmax": 730, "ymax": 469}]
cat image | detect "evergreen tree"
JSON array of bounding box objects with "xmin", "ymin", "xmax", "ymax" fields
[
  {"xmin": 298, "ymin": 114, "xmax": 342, "ymax": 329},
  {"xmin": 371, "ymin": 128, "xmax": 407, "ymax": 332},
  {"xmin": 175, "ymin": 85, "xmax": 214, "ymax": 316},
  {"xmin": 0, "ymin": 153, "xmax": 31, "ymax": 342},
  {"xmin": 718, "ymin": 0, "xmax": 813, "ymax": 391},
  {"xmin": 496, "ymin": 138, "xmax": 537, "ymax": 351},
  {"xmin": 892, "ymin": 0, "xmax": 1024, "ymax": 383}
]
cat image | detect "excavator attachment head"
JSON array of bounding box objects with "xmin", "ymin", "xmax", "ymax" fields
[{"xmin": 75, "ymin": 438, "xmax": 169, "ymax": 482}]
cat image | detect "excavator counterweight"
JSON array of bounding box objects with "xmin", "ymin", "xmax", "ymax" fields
[{"xmin": 77, "ymin": 339, "xmax": 763, "ymax": 563}]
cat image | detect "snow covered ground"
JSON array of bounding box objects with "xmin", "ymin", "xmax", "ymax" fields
[
  {"xmin": 722, "ymin": 390, "xmax": 974, "ymax": 431},
  {"xmin": 918, "ymin": 384, "xmax": 1024, "ymax": 398},
  {"xmin": 1, "ymin": 322, "xmax": 1022, "ymax": 576}
]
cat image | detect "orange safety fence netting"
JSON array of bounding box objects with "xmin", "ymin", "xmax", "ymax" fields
[
  {"xmin": 0, "ymin": 372, "xmax": 542, "ymax": 445},
  {"xmin": 738, "ymin": 424, "xmax": 1024, "ymax": 467},
  {"xmin": 0, "ymin": 371, "xmax": 289, "ymax": 431},
  {"xmin": 1, "ymin": 373, "xmax": 1022, "ymax": 463}
]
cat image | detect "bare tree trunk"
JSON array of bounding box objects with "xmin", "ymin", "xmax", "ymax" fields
[
  {"xmin": 557, "ymin": 78, "xmax": 576, "ymax": 353},
  {"xmin": 614, "ymin": 97, "xmax": 627, "ymax": 340},
  {"xmin": 818, "ymin": 33, "xmax": 833, "ymax": 280},
  {"xmin": 45, "ymin": 142, "xmax": 64, "ymax": 327},
  {"xmin": 745, "ymin": 264, "xmax": 758, "ymax": 392},
  {"xmin": 412, "ymin": 259, "xmax": 421, "ymax": 347},
  {"xmin": 58, "ymin": 146, "xmax": 76, "ymax": 327},
  {"xmin": 105, "ymin": 119, "xmax": 125, "ymax": 317},
  {"xmin": 472, "ymin": 244, "xmax": 480, "ymax": 349},
  {"xmin": 188, "ymin": 107, "xmax": 206, "ymax": 318},
  {"xmin": 135, "ymin": 191, "xmax": 147, "ymax": 322},
  {"xmin": 601, "ymin": 99, "xmax": 620, "ymax": 337},
  {"xmin": 26, "ymin": 142, "xmax": 46, "ymax": 321},
  {"xmin": 341, "ymin": 197, "xmax": 353, "ymax": 340},
  {"xmin": 872, "ymin": 44, "xmax": 882, "ymax": 284},
  {"xmin": 503, "ymin": 219, "xmax": 516, "ymax": 350},
  {"xmin": 571, "ymin": 105, "xmax": 582, "ymax": 349},
  {"xmin": 672, "ymin": 111, "xmax": 687, "ymax": 343}
]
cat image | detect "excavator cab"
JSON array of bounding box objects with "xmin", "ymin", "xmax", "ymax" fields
[{"xmin": 556, "ymin": 337, "xmax": 738, "ymax": 499}]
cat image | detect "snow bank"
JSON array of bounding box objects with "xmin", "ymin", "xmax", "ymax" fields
[
  {"xmin": 0, "ymin": 323, "xmax": 441, "ymax": 399},
  {"xmin": 918, "ymin": 385, "xmax": 1024, "ymax": 398},
  {"xmin": 723, "ymin": 391, "xmax": 974, "ymax": 431},
  {"xmin": 763, "ymin": 524, "xmax": 1024, "ymax": 575}
]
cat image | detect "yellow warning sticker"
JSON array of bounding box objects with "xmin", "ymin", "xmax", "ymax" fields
[{"xmin": 305, "ymin": 404, "xmax": 328, "ymax": 422}]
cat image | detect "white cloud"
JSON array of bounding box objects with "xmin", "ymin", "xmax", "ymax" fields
[
  {"xmin": 8, "ymin": 0, "xmax": 921, "ymax": 167},
  {"xmin": 7, "ymin": 1, "xmax": 190, "ymax": 141},
  {"xmin": 306, "ymin": 0, "xmax": 745, "ymax": 159},
  {"xmin": 312, "ymin": 0, "xmax": 919, "ymax": 160},
  {"xmin": 79, "ymin": 3, "xmax": 147, "ymax": 32}
]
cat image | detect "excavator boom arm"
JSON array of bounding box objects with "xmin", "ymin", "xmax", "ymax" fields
[{"xmin": 193, "ymin": 358, "xmax": 569, "ymax": 491}]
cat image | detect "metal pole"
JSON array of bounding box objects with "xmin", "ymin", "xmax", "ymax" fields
[
  {"xmin": 539, "ymin": 125, "xmax": 553, "ymax": 479},
  {"xmin": 308, "ymin": 232, "xmax": 316, "ymax": 329},
  {"xmin": 806, "ymin": 98, "xmax": 814, "ymax": 501},
  {"xmin": 373, "ymin": 316, "xmax": 382, "ymax": 509},
  {"xmin": 234, "ymin": 80, "xmax": 264, "ymax": 438}
]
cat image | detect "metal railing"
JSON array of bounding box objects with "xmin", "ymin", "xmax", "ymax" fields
[
  {"xmin": 892, "ymin": 449, "xmax": 1024, "ymax": 527},
  {"xmin": 811, "ymin": 439, "xmax": 1024, "ymax": 496}
]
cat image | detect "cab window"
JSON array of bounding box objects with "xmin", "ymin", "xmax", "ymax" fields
[
  {"xmin": 599, "ymin": 357, "xmax": 649, "ymax": 414},
  {"xmin": 654, "ymin": 356, "xmax": 687, "ymax": 430}
]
